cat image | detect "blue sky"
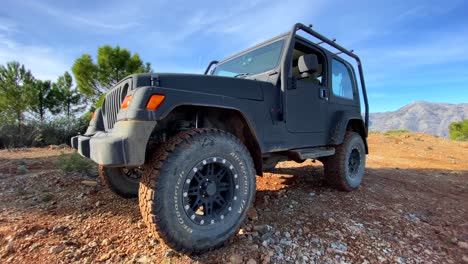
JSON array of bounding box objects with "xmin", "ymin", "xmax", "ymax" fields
[{"xmin": 0, "ymin": 0, "xmax": 467, "ymax": 112}]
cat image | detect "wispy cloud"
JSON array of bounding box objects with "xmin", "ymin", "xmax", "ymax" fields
[
  {"xmin": 0, "ymin": 18, "xmax": 16, "ymax": 33},
  {"xmin": 142, "ymin": 0, "xmax": 326, "ymax": 64},
  {"xmin": 0, "ymin": 34, "xmax": 70, "ymax": 81},
  {"xmin": 25, "ymin": 1, "xmax": 142, "ymax": 31}
]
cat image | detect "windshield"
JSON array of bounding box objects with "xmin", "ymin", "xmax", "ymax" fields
[{"xmin": 213, "ymin": 39, "xmax": 285, "ymax": 77}]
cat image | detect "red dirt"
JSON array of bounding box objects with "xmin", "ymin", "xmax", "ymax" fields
[{"xmin": 0, "ymin": 133, "xmax": 467, "ymax": 263}]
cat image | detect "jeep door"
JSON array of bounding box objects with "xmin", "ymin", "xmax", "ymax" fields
[{"xmin": 285, "ymin": 39, "xmax": 330, "ymax": 137}]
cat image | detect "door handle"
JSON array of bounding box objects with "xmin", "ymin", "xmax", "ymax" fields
[{"xmin": 320, "ymin": 88, "xmax": 328, "ymax": 100}]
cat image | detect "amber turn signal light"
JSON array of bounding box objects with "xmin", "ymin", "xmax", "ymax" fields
[
  {"xmin": 121, "ymin": 95, "xmax": 132, "ymax": 109},
  {"xmin": 91, "ymin": 111, "xmax": 96, "ymax": 119},
  {"xmin": 146, "ymin": 94, "xmax": 165, "ymax": 110}
]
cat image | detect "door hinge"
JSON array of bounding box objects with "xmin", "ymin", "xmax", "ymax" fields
[
  {"xmin": 150, "ymin": 74, "xmax": 160, "ymax": 87},
  {"xmin": 288, "ymin": 77, "xmax": 296, "ymax": 90}
]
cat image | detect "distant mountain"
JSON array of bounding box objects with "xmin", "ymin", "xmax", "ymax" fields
[{"xmin": 369, "ymin": 101, "xmax": 468, "ymax": 137}]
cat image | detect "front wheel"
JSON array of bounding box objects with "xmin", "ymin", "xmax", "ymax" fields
[
  {"xmin": 324, "ymin": 132, "xmax": 366, "ymax": 191},
  {"xmin": 139, "ymin": 129, "xmax": 256, "ymax": 253}
]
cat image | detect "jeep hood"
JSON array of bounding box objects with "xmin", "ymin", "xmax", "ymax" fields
[{"xmin": 149, "ymin": 73, "xmax": 265, "ymax": 101}]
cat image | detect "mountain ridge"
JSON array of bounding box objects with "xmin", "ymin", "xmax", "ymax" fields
[{"xmin": 369, "ymin": 101, "xmax": 468, "ymax": 137}]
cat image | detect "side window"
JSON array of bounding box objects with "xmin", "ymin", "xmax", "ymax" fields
[{"xmin": 332, "ymin": 59, "xmax": 354, "ymax": 99}]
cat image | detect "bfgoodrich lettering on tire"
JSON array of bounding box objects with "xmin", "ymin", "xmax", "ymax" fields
[
  {"xmin": 324, "ymin": 132, "xmax": 366, "ymax": 191},
  {"xmin": 139, "ymin": 129, "xmax": 256, "ymax": 253}
]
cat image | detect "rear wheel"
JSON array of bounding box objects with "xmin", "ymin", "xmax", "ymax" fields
[
  {"xmin": 324, "ymin": 132, "xmax": 366, "ymax": 191},
  {"xmin": 139, "ymin": 129, "xmax": 256, "ymax": 253},
  {"xmin": 99, "ymin": 166, "xmax": 141, "ymax": 198}
]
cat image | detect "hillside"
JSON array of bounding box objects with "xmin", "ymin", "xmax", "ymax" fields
[
  {"xmin": 0, "ymin": 133, "xmax": 467, "ymax": 263},
  {"xmin": 369, "ymin": 101, "xmax": 468, "ymax": 137}
]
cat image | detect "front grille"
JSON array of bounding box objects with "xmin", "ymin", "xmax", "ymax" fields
[{"xmin": 102, "ymin": 81, "xmax": 130, "ymax": 131}]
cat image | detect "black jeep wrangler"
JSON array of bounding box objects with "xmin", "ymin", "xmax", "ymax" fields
[{"xmin": 72, "ymin": 23, "xmax": 369, "ymax": 253}]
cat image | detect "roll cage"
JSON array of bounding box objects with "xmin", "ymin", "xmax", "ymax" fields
[{"xmin": 204, "ymin": 23, "xmax": 369, "ymax": 132}]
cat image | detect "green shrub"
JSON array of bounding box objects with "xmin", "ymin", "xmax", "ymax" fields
[
  {"xmin": 16, "ymin": 165, "xmax": 29, "ymax": 174},
  {"xmin": 0, "ymin": 115, "xmax": 90, "ymax": 148},
  {"xmin": 41, "ymin": 192, "xmax": 54, "ymax": 203},
  {"xmin": 36, "ymin": 117, "xmax": 88, "ymax": 146},
  {"xmin": 56, "ymin": 152, "xmax": 94, "ymax": 174},
  {"xmin": 449, "ymin": 120, "xmax": 468, "ymax": 141},
  {"xmin": 384, "ymin": 129, "xmax": 410, "ymax": 135}
]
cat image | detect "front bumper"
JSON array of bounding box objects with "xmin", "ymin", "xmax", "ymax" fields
[{"xmin": 71, "ymin": 120, "xmax": 156, "ymax": 166}]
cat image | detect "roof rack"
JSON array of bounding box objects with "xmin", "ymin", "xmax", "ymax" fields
[{"xmin": 280, "ymin": 23, "xmax": 369, "ymax": 130}]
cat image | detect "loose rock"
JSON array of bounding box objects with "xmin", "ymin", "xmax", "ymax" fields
[
  {"xmin": 35, "ymin": 229, "xmax": 48, "ymax": 236},
  {"xmin": 248, "ymin": 207, "xmax": 259, "ymax": 221},
  {"xmin": 230, "ymin": 254, "xmax": 243, "ymax": 264},
  {"xmin": 459, "ymin": 241, "xmax": 468, "ymax": 250},
  {"xmin": 101, "ymin": 239, "xmax": 111, "ymax": 246},
  {"xmin": 49, "ymin": 245, "xmax": 64, "ymax": 254},
  {"xmin": 246, "ymin": 258, "xmax": 257, "ymax": 264},
  {"xmin": 88, "ymin": 241, "xmax": 98, "ymax": 248},
  {"xmin": 81, "ymin": 180, "xmax": 98, "ymax": 187},
  {"xmin": 52, "ymin": 225, "xmax": 68, "ymax": 234}
]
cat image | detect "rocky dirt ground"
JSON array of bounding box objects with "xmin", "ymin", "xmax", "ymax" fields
[{"xmin": 0, "ymin": 132, "xmax": 467, "ymax": 264}]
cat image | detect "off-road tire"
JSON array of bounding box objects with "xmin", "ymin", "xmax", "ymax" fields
[
  {"xmin": 324, "ymin": 132, "xmax": 366, "ymax": 191},
  {"xmin": 139, "ymin": 128, "xmax": 256, "ymax": 253},
  {"xmin": 99, "ymin": 166, "xmax": 140, "ymax": 198}
]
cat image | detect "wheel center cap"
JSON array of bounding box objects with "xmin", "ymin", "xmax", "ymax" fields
[{"xmin": 206, "ymin": 182, "xmax": 217, "ymax": 196}]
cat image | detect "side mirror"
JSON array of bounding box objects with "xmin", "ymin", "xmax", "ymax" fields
[{"xmin": 298, "ymin": 54, "xmax": 319, "ymax": 76}]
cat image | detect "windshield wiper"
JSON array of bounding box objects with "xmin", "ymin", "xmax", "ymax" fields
[{"xmin": 233, "ymin": 73, "xmax": 250, "ymax": 78}]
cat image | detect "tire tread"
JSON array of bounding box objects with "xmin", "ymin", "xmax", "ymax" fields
[{"xmin": 138, "ymin": 128, "xmax": 255, "ymax": 254}]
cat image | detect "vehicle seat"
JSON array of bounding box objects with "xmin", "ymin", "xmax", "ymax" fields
[{"xmin": 298, "ymin": 63, "xmax": 322, "ymax": 85}]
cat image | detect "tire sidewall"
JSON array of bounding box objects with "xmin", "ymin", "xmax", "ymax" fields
[
  {"xmin": 102, "ymin": 166, "xmax": 140, "ymax": 198},
  {"xmin": 155, "ymin": 132, "xmax": 255, "ymax": 250},
  {"xmin": 343, "ymin": 134, "xmax": 366, "ymax": 189}
]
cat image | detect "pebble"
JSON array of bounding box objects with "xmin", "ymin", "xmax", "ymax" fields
[
  {"xmin": 246, "ymin": 258, "xmax": 257, "ymax": 264},
  {"xmin": 248, "ymin": 207, "xmax": 259, "ymax": 221},
  {"xmin": 284, "ymin": 231, "xmax": 291, "ymax": 239},
  {"xmin": 52, "ymin": 225, "xmax": 68, "ymax": 233},
  {"xmin": 49, "ymin": 245, "xmax": 64, "ymax": 254},
  {"xmin": 81, "ymin": 180, "xmax": 98, "ymax": 187},
  {"xmin": 35, "ymin": 229, "xmax": 48, "ymax": 236},
  {"xmin": 450, "ymin": 237, "xmax": 458, "ymax": 244},
  {"xmin": 29, "ymin": 243, "xmax": 42, "ymax": 252},
  {"xmin": 253, "ymin": 224, "xmax": 275, "ymax": 235},
  {"xmin": 88, "ymin": 241, "xmax": 98, "ymax": 248},
  {"xmin": 4, "ymin": 242, "xmax": 14, "ymax": 254},
  {"xmin": 330, "ymin": 241, "xmax": 348, "ymax": 252},
  {"xmin": 102, "ymin": 239, "xmax": 111, "ymax": 246},
  {"xmin": 459, "ymin": 241, "xmax": 468, "ymax": 249},
  {"xmin": 98, "ymin": 252, "xmax": 113, "ymax": 261},
  {"xmin": 405, "ymin": 214, "xmax": 420, "ymax": 222},
  {"xmin": 462, "ymin": 255, "xmax": 468, "ymax": 263},
  {"xmin": 136, "ymin": 255, "xmax": 149, "ymax": 263},
  {"xmin": 328, "ymin": 218, "xmax": 336, "ymax": 224},
  {"xmin": 230, "ymin": 254, "xmax": 243, "ymax": 264},
  {"xmin": 63, "ymin": 240, "xmax": 79, "ymax": 247}
]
